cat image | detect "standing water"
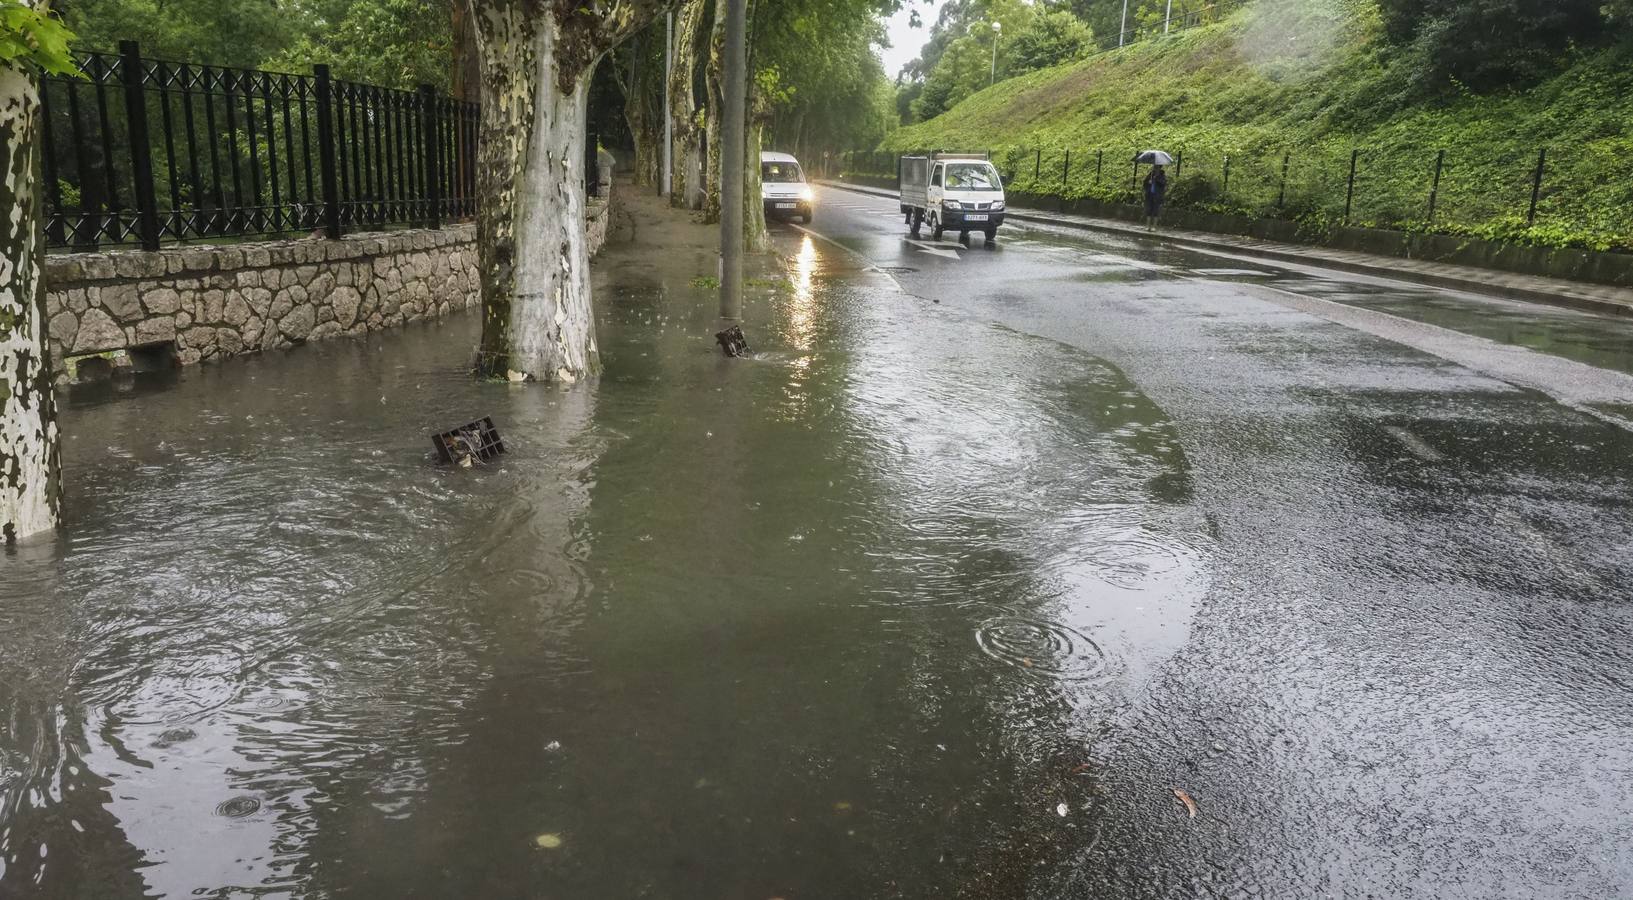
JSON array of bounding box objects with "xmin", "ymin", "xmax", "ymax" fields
[{"xmin": 1, "ymin": 217, "xmax": 1209, "ymax": 897}]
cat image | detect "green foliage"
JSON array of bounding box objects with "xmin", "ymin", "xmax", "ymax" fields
[
  {"xmin": 884, "ymin": 0, "xmax": 1633, "ymax": 253},
  {"xmin": 59, "ymin": 0, "xmax": 297, "ymax": 68},
  {"xmin": 1007, "ymin": 10, "xmax": 1094, "ymax": 72},
  {"xmin": 904, "ymin": 0, "xmax": 1089, "ymax": 122},
  {"xmin": 1375, "ymin": 0, "xmax": 1609, "ymax": 91},
  {"xmin": 0, "ymin": 0, "xmax": 78, "ymax": 75},
  {"xmin": 755, "ymin": 0, "xmax": 902, "ymax": 156},
  {"xmin": 56, "ymin": 0, "xmax": 452, "ymax": 88},
  {"xmin": 269, "ymin": 0, "xmax": 451, "ymax": 89}
]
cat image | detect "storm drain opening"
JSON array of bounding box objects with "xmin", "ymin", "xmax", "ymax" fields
[
  {"xmin": 433, "ymin": 416, "xmax": 507, "ymax": 468},
  {"xmin": 129, "ymin": 341, "xmax": 179, "ymax": 374}
]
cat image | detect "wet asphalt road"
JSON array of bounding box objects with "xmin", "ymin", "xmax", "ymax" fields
[{"xmin": 794, "ymin": 186, "xmax": 1633, "ymax": 898}]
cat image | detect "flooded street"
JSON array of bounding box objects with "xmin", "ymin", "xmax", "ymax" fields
[{"xmin": 1, "ymin": 208, "xmax": 1209, "ymax": 897}]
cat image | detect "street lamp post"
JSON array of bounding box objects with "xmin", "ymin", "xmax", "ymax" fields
[
  {"xmin": 1120, "ymin": 0, "xmax": 1130, "ymax": 47},
  {"xmin": 990, "ymin": 21, "xmax": 1001, "ymax": 86}
]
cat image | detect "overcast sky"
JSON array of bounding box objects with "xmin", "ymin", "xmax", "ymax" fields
[{"xmin": 878, "ymin": 1, "xmax": 941, "ymax": 80}]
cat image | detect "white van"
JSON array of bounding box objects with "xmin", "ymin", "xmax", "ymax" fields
[
  {"xmin": 899, "ymin": 153, "xmax": 1006, "ymax": 243},
  {"xmin": 761, "ymin": 151, "xmax": 814, "ymax": 224}
]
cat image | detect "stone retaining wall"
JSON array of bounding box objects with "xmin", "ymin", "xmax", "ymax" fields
[{"xmin": 44, "ymin": 189, "xmax": 614, "ymax": 382}]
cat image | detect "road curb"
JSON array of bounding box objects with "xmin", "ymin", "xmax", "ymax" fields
[{"xmin": 819, "ymin": 180, "xmax": 1633, "ymax": 320}]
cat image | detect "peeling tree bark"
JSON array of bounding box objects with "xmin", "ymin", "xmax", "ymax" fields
[
  {"xmin": 469, "ymin": 0, "xmax": 670, "ymax": 383},
  {"xmin": 667, "ymin": 0, "xmax": 707, "ymax": 210},
  {"xmin": 702, "ymin": 0, "xmax": 725, "ymax": 224},
  {"xmin": 0, "ymin": 51, "xmax": 61, "ymax": 543}
]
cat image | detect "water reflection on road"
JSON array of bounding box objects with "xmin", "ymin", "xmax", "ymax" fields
[{"xmin": 1, "ymin": 226, "xmax": 1207, "ymax": 897}]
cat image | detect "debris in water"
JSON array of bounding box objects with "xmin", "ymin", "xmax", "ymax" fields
[
  {"xmin": 534, "ymin": 832, "xmax": 564, "ymax": 849},
  {"xmin": 544, "ymin": 740, "xmax": 562, "ymax": 752},
  {"xmin": 1173, "ymin": 788, "xmax": 1198, "ymax": 819},
  {"xmin": 834, "ymin": 801, "xmax": 852, "ymax": 813},
  {"xmin": 433, "ymin": 416, "xmax": 506, "ymax": 467},
  {"xmin": 715, "ymin": 325, "xmax": 750, "ymax": 357},
  {"xmin": 1056, "ymin": 803, "xmax": 1069, "ymax": 817}
]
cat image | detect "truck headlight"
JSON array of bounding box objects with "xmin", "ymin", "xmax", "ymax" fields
[
  {"xmin": 992, "ymin": 200, "xmax": 1005, "ymax": 210},
  {"xmin": 799, "ymin": 187, "xmax": 815, "ymax": 202},
  {"xmin": 943, "ymin": 200, "xmax": 962, "ymax": 211}
]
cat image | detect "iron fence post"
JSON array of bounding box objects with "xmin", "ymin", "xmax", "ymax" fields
[
  {"xmin": 118, "ymin": 41, "xmax": 161, "ymax": 251},
  {"xmin": 1223, "ymin": 154, "xmax": 1231, "ymax": 197},
  {"xmin": 1427, "ymin": 149, "xmax": 1444, "ymax": 223},
  {"xmin": 420, "ymin": 85, "xmax": 441, "ymax": 229},
  {"xmin": 1527, "ymin": 148, "xmax": 1546, "ymax": 227},
  {"xmin": 1277, "ymin": 152, "xmax": 1289, "ymax": 209},
  {"xmin": 1343, "ymin": 148, "xmax": 1359, "ymax": 225},
  {"xmin": 1061, "ymin": 150, "xmax": 1070, "ymax": 212},
  {"xmin": 1175, "ymin": 150, "xmax": 1183, "ymax": 178},
  {"xmin": 313, "ymin": 64, "xmax": 343, "ymax": 239},
  {"xmin": 1034, "ymin": 148, "xmax": 1041, "ymax": 180},
  {"xmin": 1095, "ymin": 148, "xmax": 1103, "ymax": 185}
]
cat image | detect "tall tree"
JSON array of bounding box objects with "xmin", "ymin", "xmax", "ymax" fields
[
  {"xmin": 1, "ymin": 0, "xmax": 74, "ymax": 542},
  {"xmin": 467, "ymin": 0, "xmax": 672, "ymax": 383},
  {"xmin": 667, "ymin": 0, "xmax": 708, "ymax": 209}
]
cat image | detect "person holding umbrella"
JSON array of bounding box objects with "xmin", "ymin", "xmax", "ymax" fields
[{"xmin": 1137, "ymin": 150, "xmax": 1174, "ymax": 231}]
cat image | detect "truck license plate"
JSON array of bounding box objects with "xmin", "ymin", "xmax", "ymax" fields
[
  {"xmin": 776, "ymin": 202, "xmax": 796, "ymax": 209},
  {"xmin": 965, "ymin": 214, "xmax": 989, "ymax": 222}
]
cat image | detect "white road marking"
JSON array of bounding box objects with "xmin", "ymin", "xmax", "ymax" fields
[
  {"xmin": 908, "ymin": 240, "xmax": 961, "ymax": 260},
  {"xmin": 1383, "ymin": 426, "xmax": 1446, "ymax": 463}
]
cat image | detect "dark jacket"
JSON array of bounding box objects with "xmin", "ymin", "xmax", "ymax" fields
[{"xmin": 1144, "ymin": 169, "xmax": 1168, "ymax": 199}]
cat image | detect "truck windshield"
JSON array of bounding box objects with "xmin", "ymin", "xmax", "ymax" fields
[
  {"xmin": 762, "ymin": 162, "xmax": 804, "ymax": 183},
  {"xmin": 945, "ymin": 164, "xmax": 1001, "ymax": 191}
]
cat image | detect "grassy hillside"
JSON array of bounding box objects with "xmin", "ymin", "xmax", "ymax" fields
[{"xmin": 878, "ymin": 0, "xmax": 1633, "ymax": 252}]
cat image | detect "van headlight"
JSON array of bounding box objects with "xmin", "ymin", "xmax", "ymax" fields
[
  {"xmin": 799, "ymin": 187, "xmax": 815, "ymax": 202},
  {"xmin": 992, "ymin": 200, "xmax": 1005, "ymax": 210},
  {"xmin": 943, "ymin": 200, "xmax": 962, "ymax": 211}
]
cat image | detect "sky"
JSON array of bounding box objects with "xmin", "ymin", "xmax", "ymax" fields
[{"xmin": 878, "ymin": 1, "xmax": 941, "ymax": 80}]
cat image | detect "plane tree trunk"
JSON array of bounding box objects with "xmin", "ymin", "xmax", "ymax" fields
[
  {"xmin": 468, "ymin": 0, "xmax": 670, "ymax": 383},
  {"xmin": 667, "ymin": 0, "xmax": 707, "ymax": 210},
  {"xmin": 0, "ymin": 53, "xmax": 61, "ymax": 543},
  {"xmin": 702, "ymin": 0, "xmax": 725, "ymax": 224}
]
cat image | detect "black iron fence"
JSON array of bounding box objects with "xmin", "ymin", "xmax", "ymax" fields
[
  {"xmin": 842, "ymin": 146, "xmax": 1633, "ymax": 253},
  {"xmin": 43, "ymin": 42, "xmax": 479, "ymax": 252}
]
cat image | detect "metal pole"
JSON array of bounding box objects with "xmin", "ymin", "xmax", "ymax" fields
[
  {"xmin": 313, "ymin": 64, "xmax": 342, "ymax": 240},
  {"xmin": 1222, "ymin": 154, "xmax": 1231, "ymax": 196},
  {"xmin": 991, "ymin": 32, "xmax": 999, "ymax": 86},
  {"xmin": 663, "ymin": 11, "xmax": 674, "ymax": 198},
  {"xmin": 1166, "ymin": 0, "xmax": 1173, "ymax": 33},
  {"xmin": 1277, "ymin": 152, "xmax": 1289, "ymax": 209},
  {"xmin": 1034, "ymin": 148, "xmax": 1041, "ymax": 180},
  {"xmin": 1120, "ymin": 0, "xmax": 1130, "ymax": 47},
  {"xmin": 1427, "ymin": 149, "xmax": 1444, "ymax": 223},
  {"xmin": 1343, "ymin": 148, "xmax": 1359, "ymax": 224},
  {"xmin": 1527, "ymin": 148, "xmax": 1546, "ymax": 227},
  {"xmin": 119, "ymin": 41, "xmax": 162, "ymax": 251},
  {"xmin": 719, "ymin": 0, "xmax": 746, "ymax": 320}
]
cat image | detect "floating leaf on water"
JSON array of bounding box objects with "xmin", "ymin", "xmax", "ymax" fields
[
  {"xmin": 1172, "ymin": 788, "xmax": 1198, "ymax": 819},
  {"xmin": 534, "ymin": 832, "xmax": 564, "ymax": 849}
]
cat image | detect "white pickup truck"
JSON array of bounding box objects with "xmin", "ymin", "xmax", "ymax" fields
[{"xmin": 898, "ymin": 153, "xmax": 1007, "ymax": 243}]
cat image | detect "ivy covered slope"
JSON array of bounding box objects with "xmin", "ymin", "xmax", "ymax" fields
[{"xmin": 882, "ymin": 0, "xmax": 1633, "ymax": 253}]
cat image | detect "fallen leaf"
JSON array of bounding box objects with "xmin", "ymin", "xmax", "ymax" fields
[
  {"xmin": 834, "ymin": 801, "xmax": 852, "ymax": 812},
  {"xmin": 1056, "ymin": 802, "xmax": 1069, "ymax": 817},
  {"xmin": 1021, "ymin": 658, "xmax": 1034, "ymax": 668},
  {"xmin": 534, "ymin": 832, "xmax": 564, "ymax": 849},
  {"xmin": 1172, "ymin": 788, "xmax": 1198, "ymax": 819}
]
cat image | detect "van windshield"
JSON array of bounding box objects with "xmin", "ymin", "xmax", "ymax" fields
[
  {"xmin": 762, "ymin": 162, "xmax": 804, "ymax": 183},
  {"xmin": 945, "ymin": 163, "xmax": 1001, "ymax": 191}
]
